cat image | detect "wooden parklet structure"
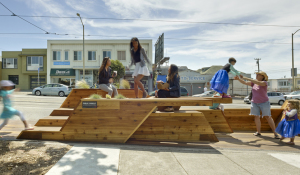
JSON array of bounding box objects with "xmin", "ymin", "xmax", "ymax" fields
[{"xmin": 17, "ymin": 89, "xmax": 285, "ymax": 143}]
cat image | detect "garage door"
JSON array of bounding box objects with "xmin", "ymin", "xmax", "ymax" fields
[
  {"xmin": 192, "ymin": 83, "xmax": 205, "ymax": 95},
  {"xmin": 30, "ymin": 75, "xmax": 46, "ymax": 89}
]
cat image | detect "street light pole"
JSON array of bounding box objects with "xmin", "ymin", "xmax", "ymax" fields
[
  {"xmin": 292, "ymin": 29, "xmax": 300, "ymax": 91},
  {"xmin": 77, "ymin": 13, "xmax": 85, "ymax": 80}
]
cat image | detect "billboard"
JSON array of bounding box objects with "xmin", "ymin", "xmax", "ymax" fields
[{"xmin": 155, "ymin": 33, "xmax": 164, "ymax": 64}]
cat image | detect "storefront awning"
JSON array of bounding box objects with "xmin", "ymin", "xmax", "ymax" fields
[{"xmin": 50, "ymin": 69, "xmax": 75, "ymax": 76}]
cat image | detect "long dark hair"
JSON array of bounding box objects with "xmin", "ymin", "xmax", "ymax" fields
[
  {"xmin": 99, "ymin": 57, "xmax": 110, "ymax": 77},
  {"xmin": 167, "ymin": 64, "xmax": 179, "ymax": 82},
  {"xmin": 130, "ymin": 37, "xmax": 142, "ymax": 55}
]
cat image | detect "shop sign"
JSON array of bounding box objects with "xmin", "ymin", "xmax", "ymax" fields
[
  {"xmin": 54, "ymin": 62, "xmax": 70, "ymax": 65},
  {"xmin": 50, "ymin": 69, "xmax": 75, "ymax": 76},
  {"xmin": 181, "ymin": 76, "xmax": 206, "ymax": 82}
]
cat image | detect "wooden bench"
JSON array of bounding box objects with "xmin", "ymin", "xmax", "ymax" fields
[
  {"xmin": 224, "ymin": 108, "xmax": 284, "ymax": 131},
  {"xmin": 17, "ymin": 97, "xmax": 220, "ymax": 143}
]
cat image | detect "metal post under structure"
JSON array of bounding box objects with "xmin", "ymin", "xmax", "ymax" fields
[{"xmin": 77, "ymin": 13, "xmax": 85, "ymax": 80}]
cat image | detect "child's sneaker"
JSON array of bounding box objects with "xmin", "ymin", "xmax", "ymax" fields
[{"xmin": 222, "ymin": 95, "xmax": 231, "ymax": 98}]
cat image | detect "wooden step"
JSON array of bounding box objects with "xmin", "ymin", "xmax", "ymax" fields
[
  {"xmin": 17, "ymin": 126, "xmax": 62, "ymax": 140},
  {"xmin": 35, "ymin": 116, "xmax": 69, "ymax": 127},
  {"xmin": 50, "ymin": 108, "xmax": 74, "ymax": 116}
]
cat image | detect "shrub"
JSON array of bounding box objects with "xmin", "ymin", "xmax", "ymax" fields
[
  {"xmin": 120, "ymin": 79, "xmax": 130, "ymax": 89},
  {"xmin": 89, "ymin": 94, "xmax": 102, "ymax": 99},
  {"xmin": 114, "ymin": 94, "xmax": 126, "ymax": 99},
  {"xmin": 76, "ymin": 80, "xmax": 90, "ymax": 89}
]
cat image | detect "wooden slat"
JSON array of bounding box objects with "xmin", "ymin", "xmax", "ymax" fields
[
  {"xmin": 35, "ymin": 116, "xmax": 68, "ymax": 127},
  {"xmin": 50, "ymin": 108, "xmax": 74, "ymax": 116}
]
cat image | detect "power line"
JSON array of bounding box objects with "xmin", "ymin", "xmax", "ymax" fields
[
  {"xmin": 0, "ymin": 2, "xmax": 52, "ymax": 34},
  {"xmin": 1, "ymin": 14, "xmax": 300, "ymax": 28},
  {"xmin": 1, "ymin": 32, "xmax": 298, "ymax": 45}
]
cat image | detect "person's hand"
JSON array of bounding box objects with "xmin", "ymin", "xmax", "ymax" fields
[
  {"xmin": 234, "ymin": 76, "xmax": 239, "ymax": 80},
  {"xmin": 239, "ymin": 74, "xmax": 243, "ymax": 78},
  {"xmin": 164, "ymin": 88, "xmax": 169, "ymax": 91},
  {"xmin": 109, "ymin": 78, "xmax": 114, "ymax": 83}
]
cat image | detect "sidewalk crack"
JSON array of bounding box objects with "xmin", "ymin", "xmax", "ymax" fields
[{"xmin": 171, "ymin": 152, "xmax": 189, "ymax": 175}]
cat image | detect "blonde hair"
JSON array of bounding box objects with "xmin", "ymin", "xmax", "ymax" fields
[{"xmin": 287, "ymin": 100, "xmax": 300, "ymax": 116}]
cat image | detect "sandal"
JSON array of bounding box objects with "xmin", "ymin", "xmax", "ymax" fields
[
  {"xmin": 24, "ymin": 127, "xmax": 34, "ymax": 130},
  {"xmin": 280, "ymin": 137, "xmax": 285, "ymax": 141},
  {"xmin": 253, "ymin": 132, "xmax": 261, "ymax": 136},
  {"xmin": 286, "ymin": 142, "xmax": 295, "ymax": 145},
  {"xmin": 274, "ymin": 134, "xmax": 280, "ymax": 139},
  {"xmin": 142, "ymin": 91, "xmax": 148, "ymax": 98}
]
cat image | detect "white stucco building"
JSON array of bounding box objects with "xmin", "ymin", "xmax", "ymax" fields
[{"xmin": 47, "ymin": 39, "xmax": 153, "ymax": 91}]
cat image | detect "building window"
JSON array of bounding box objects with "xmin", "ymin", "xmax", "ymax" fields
[
  {"xmin": 74, "ymin": 51, "xmax": 82, "ymax": 61},
  {"xmin": 27, "ymin": 56, "xmax": 43, "ymax": 71},
  {"xmin": 8, "ymin": 75, "xmax": 19, "ymax": 85},
  {"xmin": 267, "ymin": 82, "xmax": 270, "ymax": 86},
  {"xmin": 117, "ymin": 51, "xmax": 126, "ymax": 61},
  {"xmin": 88, "ymin": 51, "xmax": 96, "ymax": 60},
  {"xmin": 297, "ymin": 80, "xmax": 300, "ymax": 85},
  {"xmin": 2, "ymin": 58, "xmax": 17, "ymax": 69},
  {"xmin": 103, "ymin": 51, "xmax": 111, "ymax": 59},
  {"xmin": 278, "ymin": 81, "xmax": 288, "ymax": 86},
  {"xmin": 53, "ymin": 51, "xmax": 61, "ymax": 61},
  {"xmin": 65, "ymin": 51, "xmax": 69, "ymax": 61}
]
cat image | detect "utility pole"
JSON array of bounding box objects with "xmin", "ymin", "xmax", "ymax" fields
[
  {"xmin": 254, "ymin": 58, "xmax": 261, "ymax": 72},
  {"xmin": 292, "ymin": 29, "xmax": 300, "ymax": 91}
]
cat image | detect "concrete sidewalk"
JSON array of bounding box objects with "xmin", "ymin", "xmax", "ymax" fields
[{"xmin": 46, "ymin": 142, "xmax": 300, "ymax": 175}]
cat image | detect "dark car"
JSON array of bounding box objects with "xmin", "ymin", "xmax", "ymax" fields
[{"xmin": 149, "ymin": 86, "xmax": 189, "ymax": 96}]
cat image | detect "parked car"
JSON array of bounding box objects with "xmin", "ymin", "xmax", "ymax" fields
[
  {"xmin": 32, "ymin": 84, "xmax": 71, "ymax": 97},
  {"xmin": 192, "ymin": 90, "xmax": 216, "ymax": 97},
  {"xmin": 149, "ymin": 86, "xmax": 189, "ymax": 96},
  {"xmin": 284, "ymin": 91, "xmax": 300, "ymax": 100},
  {"xmin": 244, "ymin": 92, "xmax": 285, "ymax": 105}
]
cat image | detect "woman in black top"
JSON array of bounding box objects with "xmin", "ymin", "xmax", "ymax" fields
[
  {"xmin": 98, "ymin": 57, "xmax": 118, "ymax": 96},
  {"xmin": 158, "ymin": 64, "xmax": 181, "ymax": 112},
  {"xmin": 128, "ymin": 37, "xmax": 151, "ymax": 98}
]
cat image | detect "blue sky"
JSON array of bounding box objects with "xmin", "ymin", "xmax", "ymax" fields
[{"xmin": 1, "ymin": 0, "xmax": 300, "ymax": 79}]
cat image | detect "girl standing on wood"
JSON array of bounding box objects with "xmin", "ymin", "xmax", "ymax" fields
[
  {"xmin": 128, "ymin": 37, "xmax": 151, "ymax": 98},
  {"xmin": 0, "ymin": 80, "xmax": 33, "ymax": 138},
  {"xmin": 98, "ymin": 57, "xmax": 118, "ymax": 97},
  {"xmin": 157, "ymin": 64, "xmax": 181, "ymax": 112},
  {"xmin": 276, "ymin": 100, "xmax": 300, "ymax": 145},
  {"xmin": 210, "ymin": 57, "xmax": 241, "ymax": 98}
]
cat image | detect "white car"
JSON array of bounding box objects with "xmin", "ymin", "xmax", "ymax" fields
[
  {"xmin": 244, "ymin": 92, "xmax": 285, "ymax": 105},
  {"xmin": 284, "ymin": 91, "xmax": 300, "ymax": 100},
  {"xmin": 193, "ymin": 90, "xmax": 216, "ymax": 97},
  {"xmin": 32, "ymin": 83, "xmax": 71, "ymax": 97}
]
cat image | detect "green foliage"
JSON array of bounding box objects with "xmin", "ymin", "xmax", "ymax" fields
[
  {"xmin": 76, "ymin": 80, "xmax": 90, "ymax": 89},
  {"xmin": 110, "ymin": 60, "xmax": 125, "ymax": 83},
  {"xmin": 120, "ymin": 79, "xmax": 130, "ymax": 89},
  {"xmin": 114, "ymin": 83, "xmax": 120, "ymax": 89},
  {"xmin": 89, "ymin": 94, "xmax": 102, "ymax": 99},
  {"xmin": 114, "ymin": 94, "xmax": 126, "ymax": 99}
]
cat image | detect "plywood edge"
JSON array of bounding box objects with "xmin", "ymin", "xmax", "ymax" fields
[{"xmin": 123, "ymin": 106, "xmax": 157, "ymax": 143}]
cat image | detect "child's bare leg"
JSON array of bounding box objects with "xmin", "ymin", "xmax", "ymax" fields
[
  {"xmin": 0, "ymin": 119, "xmax": 9, "ymax": 130},
  {"xmin": 16, "ymin": 111, "xmax": 30, "ymax": 128}
]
